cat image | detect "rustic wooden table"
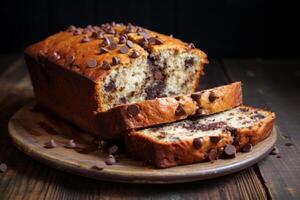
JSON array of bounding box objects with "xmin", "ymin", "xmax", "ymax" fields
[{"xmin": 0, "ymin": 54, "xmax": 299, "ymax": 199}]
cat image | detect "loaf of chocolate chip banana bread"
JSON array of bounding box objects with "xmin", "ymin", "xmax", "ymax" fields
[
  {"xmin": 125, "ymin": 106, "xmax": 275, "ymax": 168},
  {"xmin": 98, "ymin": 82, "xmax": 242, "ymax": 138},
  {"xmin": 25, "ymin": 22, "xmax": 208, "ymax": 139}
]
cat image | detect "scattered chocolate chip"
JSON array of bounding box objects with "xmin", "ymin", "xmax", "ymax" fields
[
  {"xmin": 100, "ymin": 47, "xmax": 109, "ymax": 54},
  {"xmin": 101, "ymin": 37, "xmax": 111, "ymax": 47},
  {"xmin": 270, "ymin": 146, "xmax": 279, "ymax": 155},
  {"xmin": 285, "ymin": 143, "xmax": 294, "ymax": 147},
  {"xmin": 67, "ymin": 25, "xmax": 76, "ymax": 32},
  {"xmin": 44, "ymin": 139, "xmax": 57, "ymax": 148},
  {"xmin": 82, "ymin": 28, "xmax": 91, "ymax": 34},
  {"xmin": 126, "ymin": 40, "xmax": 134, "ymax": 48},
  {"xmin": 140, "ymin": 38, "xmax": 149, "ymax": 46},
  {"xmin": 239, "ymin": 107, "xmax": 249, "ymax": 112},
  {"xmin": 138, "ymin": 31, "xmax": 150, "ymax": 39},
  {"xmin": 208, "ymin": 91, "xmax": 219, "ymax": 103},
  {"xmin": 193, "ymin": 137, "xmax": 203, "ymax": 149},
  {"xmin": 148, "ymin": 36, "xmax": 163, "ymax": 45},
  {"xmin": 224, "ymin": 144, "xmax": 236, "ymax": 158},
  {"xmin": 208, "ymin": 148, "xmax": 218, "ymax": 161},
  {"xmin": 112, "ymin": 57, "xmax": 120, "ymax": 65},
  {"xmin": 73, "ymin": 29, "xmax": 82, "ymax": 35},
  {"xmin": 188, "ymin": 43, "xmax": 195, "ymax": 49},
  {"xmin": 65, "ymin": 139, "xmax": 76, "ymax": 149},
  {"xmin": 81, "ymin": 35, "xmax": 90, "ymax": 43},
  {"xmin": 175, "ymin": 104, "xmax": 186, "ymax": 116},
  {"xmin": 120, "ymin": 97, "xmax": 127, "ymax": 103},
  {"xmin": 119, "ymin": 45, "xmax": 129, "ymax": 54},
  {"xmin": 127, "ymin": 105, "xmax": 140, "ymax": 117},
  {"xmin": 196, "ymin": 108, "xmax": 209, "ymax": 116},
  {"xmin": 50, "ymin": 52, "xmax": 60, "ymax": 61},
  {"xmin": 104, "ymin": 81, "xmax": 116, "ymax": 92},
  {"xmin": 94, "ymin": 31, "xmax": 104, "ymax": 39},
  {"xmin": 108, "ymin": 42, "xmax": 117, "ymax": 51},
  {"xmin": 105, "ymin": 154, "xmax": 116, "ymax": 165},
  {"xmin": 242, "ymin": 143, "xmax": 253, "ymax": 152},
  {"xmin": 210, "ymin": 136, "xmax": 221, "ymax": 144},
  {"xmin": 106, "ymin": 27, "xmax": 115, "ymax": 34},
  {"xmin": 232, "ymin": 135, "xmax": 240, "ymax": 145},
  {"xmin": 101, "ymin": 61, "xmax": 111, "ymax": 70},
  {"xmin": 155, "ymin": 37, "xmax": 164, "ymax": 45},
  {"xmin": 119, "ymin": 36, "xmax": 127, "ymax": 44},
  {"xmin": 130, "ymin": 51, "xmax": 140, "ymax": 58},
  {"xmin": 250, "ymin": 113, "xmax": 265, "ymax": 120},
  {"xmin": 125, "ymin": 23, "xmax": 134, "ymax": 33},
  {"xmin": 0, "ymin": 163, "xmax": 7, "ymax": 173},
  {"xmin": 87, "ymin": 59, "xmax": 97, "ymax": 68},
  {"xmin": 93, "ymin": 161, "xmax": 106, "ymax": 170},
  {"xmin": 185, "ymin": 58, "xmax": 194, "ymax": 68},
  {"xmin": 153, "ymin": 71, "xmax": 163, "ymax": 80},
  {"xmin": 191, "ymin": 92, "xmax": 202, "ymax": 102},
  {"xmin": 109, "ymin": 145, "xmax": 118, "ymax": 154},
  {"xmin": 66, "ymin": 55, "xmax": 75, "ymax": 65}
]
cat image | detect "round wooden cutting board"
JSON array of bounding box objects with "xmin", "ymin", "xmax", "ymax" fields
[{"xmin": 8, "ymin": 102, "xmax": 277, "ymax": 184}]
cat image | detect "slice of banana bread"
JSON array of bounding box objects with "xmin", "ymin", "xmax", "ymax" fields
[
  {"xmin": 125, "ymin": 106, "xmax": 275, "ymax": 168},
  {"xmin": 25, "ymin": 22, "xmax": 208, "ymax": 139},
  {"xmin": 98, "ymin": 82, "xmax": 242, "ymax": 138}
]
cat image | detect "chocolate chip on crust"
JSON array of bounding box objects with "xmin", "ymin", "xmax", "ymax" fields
[
  {"xmin": 112, "ymin": 57, "xmax": 120, "ymax": 65},
  {"xmin": 81, "ymin": 35, "xmax": 90, "ymax": 43},
  {"xmin": 44, "ymin": 139, "xmax": 57, "ymax": 148},
  {"xmin": 127, "ymin": 105, "xmax": 140, "ymax": 117},
  {"xmin": 87, "ymin": 59, "xmax": 97, "ymax": 68},
  {"xmin": 67, "ymin": 25, "xmax": 76, "ymax": 32},
  {"xmin": 100, "ymin": 47, "xmax": 109, "ymax": 54},
  {"xmin": 105, "ymin": 154, "xmax": 116, "ymax": 165},
  {"xmin": 193, "ymin": 137, "xmax": 203, "ymax": 149},
  {"xmin": 208, "ymin": 91, "xmax": 219, "ymax": 103},
  {"xmin": 224, "ymin": 144, "xmax": 236, "ymax": 158},
  {"xmin": 208, "ymin": 148, "xmax": 218, "ymax": 161},
  {"xmin": 65, "ymin": 139, "xmax": 76, "ymax": 148},
  {"xmin": 119, "ymin": 45, "xmax": 129, "ymax": 54},
  {"xmin": 188, "ymin": 43, "xmax": 195, "ymax": 49},
  {"xmin": 126, "ymin": 40, "xmax": 134, "ymax": 48},
  {"xmin": 130, "ymin": 51, "xmax": 140, "ymax": 58},
  {"xmin": 191, "ymin": 92, "xmax": 202, "ymax": 102},
  {"xmin": 210, "ymin": 136, "xmax": 221, "ymax": 144},
  {"xmin": 101, "ymin": 61, "xmax": 111, "ymax": 70},
  {"xmin": 175, "ymin": 104, "xmax": 186, "ymax": 116},
  {"xmin": 104, "ymin": 81, "xmax": 116, "ymax": 92},
  {"xmin": 242, "ymin": 143, "xmax": 253, "ymax": 153},
  {"xmin": 184, "ymin": 58, "xmax": 194, "ymax": 68}
]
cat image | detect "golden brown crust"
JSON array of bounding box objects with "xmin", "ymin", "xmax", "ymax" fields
[
  {"xmin": 125, "ymin": 106, "xmax": 276, "ymax": 168},
  {"xmin": 98, "ymin": 82, "xmax": 242, "ymax": 139}
]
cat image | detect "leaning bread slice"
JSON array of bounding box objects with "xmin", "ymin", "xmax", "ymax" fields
[
  {"xmin": 125, "ymin": 106, "xmax": 275, "ymax": 168},
  {"xmin": 98, "ymin": 82, "xmax": 242, "ymax": 139}
]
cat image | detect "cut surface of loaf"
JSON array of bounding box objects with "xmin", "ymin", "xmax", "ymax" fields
[
  {"xmin": 125, "ymin": 106, "xmax": 275, "ymax": 168},
  {"xmin": 98, "ymin": 82, "xmax": 242, "ymax": 139},
  {"xmin": 25, "ymin": 22, "xmax": 208, "ymax": 138}
]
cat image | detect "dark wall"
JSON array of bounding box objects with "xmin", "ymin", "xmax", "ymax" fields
[{"xmin": 1, "ymin": 0, "xmax": 298, "ymax": 57}]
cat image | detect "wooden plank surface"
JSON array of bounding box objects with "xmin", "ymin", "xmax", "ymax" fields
[
  {"xmin": 0, "ymin": 55, "xmax": 278, "ymax": 199},
  {"xmin": 223, "ymin": 58, "xmax": 300, "ymax": 199}
]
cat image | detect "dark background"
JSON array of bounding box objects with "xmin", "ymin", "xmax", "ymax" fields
[{"xmin": 0, "ymin": 0, "xmax": 299, "ymax": 58}]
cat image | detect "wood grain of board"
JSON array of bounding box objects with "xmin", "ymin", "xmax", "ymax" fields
[
  {"xmin": 0, "ymin": 55, "xmax": 284, "ymax": 199},
  {"xmin": 223, "ymin": 58, "xmax": 300, "ymax": 199}
]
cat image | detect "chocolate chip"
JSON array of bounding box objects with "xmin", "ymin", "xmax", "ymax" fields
[
  {"xmin": 82, "ymin": 28, "xmax": 91, "ymax": 34},
  {"xmin": 232, "ymin": 135, "xmax": 240, "ymax": 145},
  {"xmin": 119, "ymin": 45, "xmax": 129, "ymax": 54},
  {"xmin": 101, "ymin": 37, "xmax": 110, "ymax": 47},
  {"xmin": 106, "ymin": 27, "xmax": 115, "ymax": 34},
  {"xmin": 127, "ymin": 105, "xmax": 140, "ymax": 117},
  {"xmin": 250, "ymin": 113, "xmax": 265, "ymax": 120},
  {"xmin": 101, "ymin": 61, "xmax": 111, "ymax": 70},
  {"xmin": 154, "ymin": 71, "xmax": 163, "ymax": 80},
  {"xmin": 191, "ymin": 92, "xmax": 202, "ymax": 102},
  {"xmin": 130, "ymin": 51, "xmax": 140, "ymax": 58},
  {"xmin": 140, "ymin": 38, "xmax": 149, "ymax": 46},
  {"xmin": 242, "ymin": 143, "xmax": 253, "ymax": 152},
  {"xmin": 66, "ymin": 55, "xmax": 75, "ymax": 65},
  {"xmin": 81, "ymin": 35, "xmax": 90, "ymax": 43},
  {"xmin": 208, "ymin": 148, "xmax": 218, "ymax": 161},
  {"xmin": 196, "ymin": 108, "xmax": 209, "ymax": 116},
  {"xmin": 193, "ymin": 137, "xmax": 203, "ymax": 149},
  {"xmin": 210, "ymin": 136, "xmax": 221, "ymax": 144},
  {"xmin": 185, "ymin": 58, "xmax": 194, "ymax": 68},
  {"xmin": 208, "ymin": 91, "xmax": 219, "ymax": 103},
  {"xmin": 0, "ymin": 163, "xmax": 7, "ymax": 173},
  {"xmin": 120, "ymin": 97, "xmax": 127, "ymax": 103},
  {"xmin": 105, "ymin": 154, "xmax": 116, "ymax": 165},
  {"xmin": 270, "ymin": 146, "xmax": 279, "ymax": 155},
  {"xmin": 285, "ymin": 142, "xmax": 294, "ymax": 146},
  {"xmin": 126, "ymin": 40, "xmax": 134, "ymax": 48},
  {"xmin": 188, "ymin": 43, "xmax": 195, "ymax": 49},
  {"xmin": 87, "ymin": 59, "xmax": 97, "ymax": 68},
  {"xmin": 50, "ymin": 52, "xmax": 60, "ymax": 62},
  {"xmin": 104, "ymin": 81, "xmax": 116, "ymax": 92},
  {"xmin": 138, "ymin": 31, "xmax": 150, "ymax": 39},
  {"xmin": 108, "ymin": 42, "xmax": 117, "ymax": 50},
  {"xmin": 109, "ymin": 145, "xmax": 118, "ymax": 154},
  {"xmin": 100, "ymin": 47, "xmax": 109, "ymax": 54},
  {"xmin": 44, "ymin": 139, "xmax": 57, "ymax": 148},
  {"xmin": 65, "ymin": 139, "xmax": 76, "ymax": 149},
  {"xmin": 175, "ymin": 104, "xmax": 186, "ymax": 116},
  {"xmin": 67, "ymin": 25, "xmax": 76, "ymax": 32},
  {"xmin": 125, "ymin": 23, "xmax": 134, "ymax": 33},
  {"xmin": 93, "ymin": 161, "xmax": 106, "ymax": 170},
  {"xmin": 148, "ymin": 37, "xmax": 163, "ymax": 45},
  {"xmin": 73, "ymin": 29, "xmax": 82, "ymax": 35},
  {"xmin": 93, "ymin": 31, "xmax": 104, "ymax": 39},
  {"xmin": 112, "ymin": 57, "xmax": 120, "ymax": 65},
  {"xmin": 224, "ymin": 144, "xmax": 236, "ymax": 158},
  {"xmin": 119, "ymin": 36, "xmax": 127, "ymax": 44}
]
